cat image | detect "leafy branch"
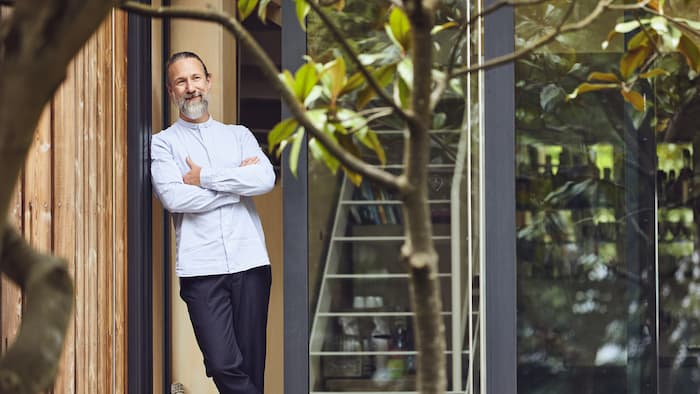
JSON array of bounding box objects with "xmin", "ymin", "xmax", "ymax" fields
[{"xmin": 119, "ymin": 1, "xmax": 402, "ymax": 191}]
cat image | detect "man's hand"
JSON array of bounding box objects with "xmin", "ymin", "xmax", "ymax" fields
[
  {"xmin": 240, "ymin": 156, "xmax": 259, "ymax": 167},
  {"xmin": 183, "ymin": 157, "xmax": 202, "ymax": 186}
]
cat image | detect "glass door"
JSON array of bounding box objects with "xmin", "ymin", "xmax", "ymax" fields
[
  {"xmin": 514, "ymin": 2, "xmax": 700, "ymax": 393},
  {"xmin": 514, "ymin": 2, "xmax": 658, "ymax": 393}
]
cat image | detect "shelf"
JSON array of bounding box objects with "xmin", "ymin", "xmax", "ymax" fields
[
  {"xmin": 324, "ymin": 273, "xmax": 452, "ymax": 279},
  {"xmin": 311, "ymin": 350, "xmax": 470, "ymax": 356},
  {"xmin": 317, "ymin": 311, "xmax": 452, "ymax": 317},
  {"xmin": 332, "ymin": 235, "xmax": 451, "ymax": 241}
]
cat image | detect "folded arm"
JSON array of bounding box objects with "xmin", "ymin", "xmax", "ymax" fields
[
  {"xmin": 199, "ymin": 127, "xmax": 276, "ymax": 196},
  {"xmin": 151, "ymin": 135, "xmax": 239, "ymax": 213}
]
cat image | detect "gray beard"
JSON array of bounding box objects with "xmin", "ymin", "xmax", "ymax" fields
[{"xmin": 178, "ymin": 93, "xmax": 209, "ymax": 120}]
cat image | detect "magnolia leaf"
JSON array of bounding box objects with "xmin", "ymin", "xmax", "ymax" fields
[
  {"xmin": 340, "ymin": 72, "xmax": 365, "ymax": 96},
  {"xmin": 296, "ymin": 0, "xmax": 310, "ymax": 31},
  {"xmin": 395, "ymin": 75, "xmax": 411, "ymax": 109},
  {"xmin": 621, "ymin": 89, "xmax": 646, "ymax": 112},
  {"xmin": 294, "ymin": 63, "xmax": 319, "ymax": 102},
  {"xmin": 449, "ymin": 77, "xmax": 464, "ymax": 96},
  {"xmin": 289, "ymin": 128, "xmax": 305, "ymax": 177},
  {"xmin": 324, "ymin": 57, "xmax": 347, "ymax": 103},
  {"xmin": 615, "ymin": 20, "xmax": 644, "ymax": 34},
  {"xmin": 344, "ymin": 168, "xmax": 363, "ymax": 187},
  {"xmin": 566, "ymin": 83, "xmax": 619, "ymax": 100},
  {"xmin": 431, "ymin": 21, "xmax": 459, "ymax": 35},
  {"xmin": 602, "ymin": 29, "xmax": 618, "ymax": 50},
  {"xmin": 678, "ymin": 35, "xmax": 700, "ymax": 73},
  {"xmin": 639, "ymin": 68, "xmax": 669, "ymax": 79},
  {"xmin": 650, "ymin": 16, "xmax": 668, "ymax": 33},
  {"xmin": 540, "ymin": 84, "xmax": 565, "ymax": 112},
  {"xmin": 306, "ymin": 109, "xmax": 329, "ymax": 133},
  {"xmin": 660, "ymin": 24, "xmax": 682, "ymax": 51},
  {"xmin": 238, "ymin": 0, "xmax": 259, "ymax": 21},
  {"xmin": 304, "ymin": 85, "xmax": 323, "ymax": 107},
  {"xmin": 620, "ymin": 45, "xmax": 652, "ymax": 79},
  {"xmin": 258, "ymin": 0, "xmax": 272, "ymax": 22},
  {"xmin": 386, "ymin": 7, "xmax": 411, "ymax": 53},
  {"xmin": 309, "ymin": 137, "xmax": 340, "ymax": 174},
  {"xmin": 279, "ymin": 70, "xmax": 296, "ymax": 96},
  {"xmin": 588, "ymin": 72, "xmax": 620, "ymax": 82},
  {"xmin": 628, "ymin": 30, "xmax": 653, "ymax": 51},
  {"xmin": 357, "ymin": 63, "xmax": 397, "ymax": 109},
  {"xmin": 360, "ymin": 130, "xmax": 386, "ymax": 166},
  {"xmin": 673, "ymin": 17, "xmax": 700, "ymax": 31},
  {"xmin": 397, "ymin": 57, "xmax": 413, "ymax": 87},
  {"xmin": 336, "ymin": 133, "xmax": 362, "ymax": 160},
  {"xmin": 268, "ymin": 118, "xmax": 299, "ymax": 151}
]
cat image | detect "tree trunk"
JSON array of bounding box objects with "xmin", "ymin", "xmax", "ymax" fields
[{"xmin": 403, "ymin": 1, "xmax": 446, "ymax": 393}]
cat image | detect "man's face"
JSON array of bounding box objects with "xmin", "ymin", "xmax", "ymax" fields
[{"xmin": 167, "ymin": 57, "xmax": 212, "ymax": 122}]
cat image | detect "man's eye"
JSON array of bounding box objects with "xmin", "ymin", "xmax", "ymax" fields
[{"xmin": 194, "ymin": 76, "xmax": 201, "ymax": 81}]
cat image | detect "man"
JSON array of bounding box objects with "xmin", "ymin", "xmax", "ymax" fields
[{"xmin": 151, "ymin": 51, "xmax": 275, "ymax": 394}]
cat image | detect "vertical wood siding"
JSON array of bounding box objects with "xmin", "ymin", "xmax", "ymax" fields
[{"xmin": 1, "ymin": 10, "xmax": 128, "ymax": 394}]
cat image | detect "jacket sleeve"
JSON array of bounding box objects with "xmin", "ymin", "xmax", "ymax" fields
[
  {"xmin": 199, "ymin": 126, "xmax": 276, "ymax": 196},
  {"xmin": 151, "ymin": 134, "xmax": 239, "ymax": 213}
]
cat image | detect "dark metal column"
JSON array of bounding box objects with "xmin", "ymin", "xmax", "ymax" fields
[
  {"xmin": 282, "ymin": 1, "xmax": 309, "ymax": 393},
  {"xmin": 483, "ymin": 1, "xmax": 517, "ymax": 393}
]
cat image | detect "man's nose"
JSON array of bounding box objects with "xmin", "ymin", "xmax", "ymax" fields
[{"xmin": 185, "ymin": 80, "xmax": 195, "ymax": 92}]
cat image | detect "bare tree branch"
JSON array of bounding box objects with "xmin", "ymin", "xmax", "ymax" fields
[
  {"xmin": 452, "ymin": 0, "xmax": 628, "ymax": 77},
  {"xmin": 470, "ymin": 0, "xmax": 551, "ymax": 27},
  {"xmin": 0, "ymin": 224, "xmax": 73, "ymax": 394},
  {"xmin": 120, "ymin": 1, "xmax": 403, "ymax": 191}
]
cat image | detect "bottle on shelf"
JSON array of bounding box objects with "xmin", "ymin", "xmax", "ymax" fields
[
  {"xmin": 597, "ymin": 167, "xmax": 617, "ymax": 208},
  {"xmin": 667, "ymin": 169, "xmax": 678, "ymax": 206},
  {"xmin": 678, "ymin": 148, "xmax": 693, "ymax": 205},
  {"xmin": 657, "ymin": 169, "xmax": 667, "ymax": 206}
]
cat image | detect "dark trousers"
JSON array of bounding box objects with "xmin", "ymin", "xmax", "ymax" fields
[{"xmin": 179, "ymin": 265, "xmax": 271, "ymax": 394}]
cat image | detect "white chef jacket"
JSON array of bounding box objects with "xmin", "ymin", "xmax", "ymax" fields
[{"xmin": 150, "ymin": 116, "xmax": 275, "ymax": 277}]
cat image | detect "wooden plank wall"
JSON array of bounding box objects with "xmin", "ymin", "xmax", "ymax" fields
[{"xmin": 1, "ymin": 10, "xmax": 128, "ymax": 394}]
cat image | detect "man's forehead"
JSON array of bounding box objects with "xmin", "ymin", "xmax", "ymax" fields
[{"xmin": 169, "ymin": 58, "xmax": 206, "ymax": 77}]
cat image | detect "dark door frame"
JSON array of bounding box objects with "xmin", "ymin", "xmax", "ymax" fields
[{"xmin": 127, "ymin": 2, "xmax": 153, "ymax": 393}]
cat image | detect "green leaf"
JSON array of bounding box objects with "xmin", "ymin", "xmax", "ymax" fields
[
  {"xmin": 650, "ymin": 16, "xmax": 668, "ymax": 33},
  {"xmin": 296, "ymin": 0, "xmax": 310, "ymax": 31},
  {"xmin": 621, "ymin": 89, "xmax": 646, "ymax": 112},
  {"xmin": 268, "ymin": 118, "xmax": 299, "ymax": 151},
  {"xmin": 540, "ymin": 84, "xmax": 565, "ymax": 112},
  {"xmin": 289, "ymin": 128, "xmax": 305, "ymax": 177},
  {"xmin": 386, "ymin": 7, "xmax": 411, "ymax": 53},
  {"xmin": 309, "ymin": 138, "xmax": 340, "ymax": 174},
  {"xmin": 304, "ymin": 85, "xmax": 323, "ymax": 107},
  {"xmin": 258, "ymin": 0, "xmax": 272, "ymax": 22},
  {"xmin": 449, "ymin": 77, "xmax": 464, "ymax": 96},
  {"xmin": 238, "ymin": 0, "xmax": 259, "ymax": 21},
  {"xmin": 639, "ymin": 68, "xmax": 669, "ymax": 79},
  {"xmin": 678, "ymin": 35, "xmax": 700, "ymax": 73},
  {"xmin": 306, "ymin": 109, "xmax": 329, "ymax": 132},
  {"xmin": 587, "ymin": 72, "xmax": 619, "ymax": 82},
  {"xmin": 431, "ymin": 21, "xmax": 458, "ymax": 35},
  {"xmin": 344, "ymin": 168, "xmax": 363, "ymax": 187},
  {"xmin": 615, "ymin": 20, "xmax": 645, "ymax": 34},
  {"xmin": 627, "ymin": 30, "xmax": 653, "ymax": 51},
  {"xmin": 323, "ymin": 57, "xmax": 347, "ymax": 103},
  {"xmin": 357, "ymin": 63, "xmax": 397, "ymax": 109},
  {"xmin": 359, "ymin": 130, "xmax": 386, "ymax": 166},
  {"xmin": 279, "ymin": 70, "xmax": 296, "ymax": 95},
  {"xmin": 294, "ymin": 63, "xmax": 319, "ymax": 102},
  {"xmin": 395, "ymin": 74, "xmax": 411, "ymax": 109},
  {"xmin": 340, "ymin": 72, "xmax": 365, "ymax": 96},
  {"xmin": 673, "ymin": 17, "xmax": 700, "ymax": 31},
  {"xmin": 397, "ymin": 57, "xmax": 413, "ymax": 87},
  {"xmin": 566, "ymin": 83, "xmax": 619, "ymax": 100},
  {"xmin": 620, "ymin": 45, "xmax": 652, "ymax": 79}
]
